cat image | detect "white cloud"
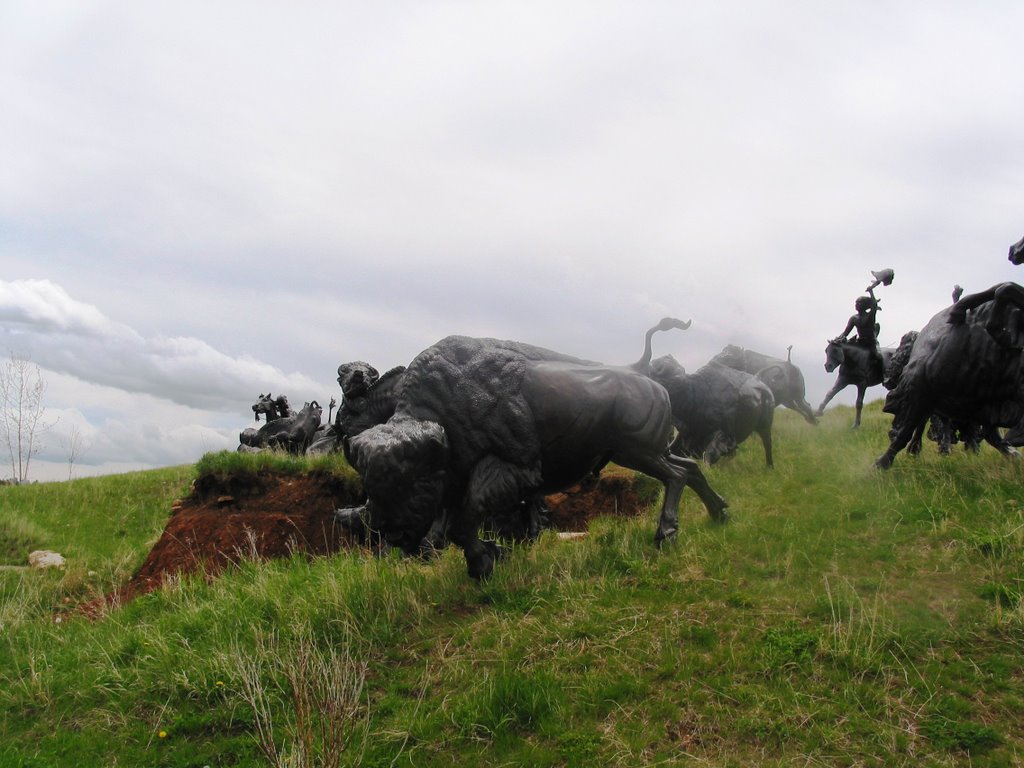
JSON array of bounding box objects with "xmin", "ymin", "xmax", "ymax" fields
[
  {"xmin": 0, "ymin": 279, "xmax": 325, "ymax": 412},
  {"xmin": 0, "ymin": 279, "xmax": 138, "ymax": 340}
]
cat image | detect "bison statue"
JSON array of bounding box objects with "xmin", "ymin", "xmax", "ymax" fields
[
  {"xmin": 876, "ymin": 282, "xmax": 1024, "ymax": 468},
  {"xmin": 337, "ymin": 319, "xmax": 729, "ymax": 580},
  {"xmin": 649, "ymin": 356, "xmax": 775, "ymax": 468},
  {"xmin": 710, "ymin": 344, "xmax": 816, "ymax": 425}
]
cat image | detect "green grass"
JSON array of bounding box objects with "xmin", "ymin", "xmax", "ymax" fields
[{"xmin": 1, "ymin": 402, "xmax": 1023, "ymax": 766}]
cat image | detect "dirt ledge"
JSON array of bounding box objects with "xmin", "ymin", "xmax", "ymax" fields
[{"xmin": 87, "ymin": 467, "xmax": 653, "ymax": 612}]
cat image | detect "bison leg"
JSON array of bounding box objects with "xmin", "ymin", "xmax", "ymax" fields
[
  {"xmin": 454, "ymin": 455, "xmax": 543, "ymax": 580},
  {"xmin": 702, "ymin": 431, "xmax": 735, "ymax": 465},
  {"xmin": 666, "ymin": 454, "xmax": 729, "ymax": 523},
  {"xmin": 981, "ymin": 424, "xmax": 1020, "ymax": 458},
  {"xmin": 449, "ymin": 530, "xmax": 502, "ymax": 581},
  {"xmin": 876, "ymin": 404, "xmax": 930, "ymax": 469},
  {"xmin": 759, "ymin": 426, "xmax": 774, "ymax": 469},
  {"xmin": 907, "ymin": 421, "xmax": 926, "ymax": 456},
  {"xmin": 793, "ymin": 397, "xmax": 819, "ymax": 426}
]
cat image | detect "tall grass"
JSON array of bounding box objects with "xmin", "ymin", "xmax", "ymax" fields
[{"xmin": 1, "ymin": 403, "xmax": 1023, "ymax": 766}]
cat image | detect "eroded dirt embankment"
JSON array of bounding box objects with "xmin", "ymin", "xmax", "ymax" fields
[{"xmin": 89, "ymin": 467, "xmax": 652, "ymax": 611}]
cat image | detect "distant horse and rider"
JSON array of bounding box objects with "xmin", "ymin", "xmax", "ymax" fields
[{"xmin": 816, "ymin": 269, "xmax": 894, "ymax": 428}]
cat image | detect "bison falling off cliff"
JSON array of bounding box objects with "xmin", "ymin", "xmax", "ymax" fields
[{"xmin": 337, "ymin": 319, "xmax": 729, "ymax": 580}]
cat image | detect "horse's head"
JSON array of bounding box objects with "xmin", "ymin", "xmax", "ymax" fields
[
  {"xmin": 824, "ymin": 340, "xmax": 845, "ymax": 373},
  {"xmin": 252, "ymin": 393, "xmax": 276, "ymax": 422}
]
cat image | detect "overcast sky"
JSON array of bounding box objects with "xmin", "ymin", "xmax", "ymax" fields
[{"xmin": 2, "ymin": 2, "xmax": 1023, "ymax": 481}]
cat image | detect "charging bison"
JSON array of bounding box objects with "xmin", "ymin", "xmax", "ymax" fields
[
  {"xmin": 877, "ymin": 282, "xmax": 1024, "ymax": 468},
  {"xmin": 339, "ymin": 319, "xmax": 729, "ymax": 579},
  {"xmin": 649, "ymin": 355, "xmax": 775, "ymax": 468},
  {"xmin": 711, "ymin": 344, "xmax": 817, "ymax": 425}
]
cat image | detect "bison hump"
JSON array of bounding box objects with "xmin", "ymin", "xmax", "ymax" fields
[{"xmin": 524, "ymin": 361, "xmax": 670, "ymax": 438}]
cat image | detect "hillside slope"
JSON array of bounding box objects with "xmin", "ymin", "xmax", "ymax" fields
[{"xmin": 1, "ymin": 403, "xmax": 1022, "ymax": 767}]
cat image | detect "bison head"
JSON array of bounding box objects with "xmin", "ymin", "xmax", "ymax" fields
[
  {"xmin": 649, "ymin": 354, "xmax": 688, "ymax": 388},
  {"xmin": 337, "ymin": 361, "xmax": 380, "ymax": 399},
  {"xmin": 714, "ymin": 345, "xmax": 744, "ymax": 368},
  {"xmin": 348, "ymin": 417, "xmax": 449, "ymax": 554}
]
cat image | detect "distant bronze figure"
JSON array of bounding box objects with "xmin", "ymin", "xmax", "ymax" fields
[
  {"xmin": 240, "ymin": 400, "xmax": 323, "ymax": 454},
  {"xmin": 335, "ymin": 318, "xmax": 728, "ymax": 580},
  {"xmin": 251, "ymin": 392, "xmax": 292, "ymax": 422},
  {"xmin": 817, "ymin": 269, "xmax": 894, "ymax": 427}
]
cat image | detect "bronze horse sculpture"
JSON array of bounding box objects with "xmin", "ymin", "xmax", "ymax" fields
[
  {"xmin": 815, "ymin": 340, "xmax": 894, "ymax": 428},
  {"xmin": 251, "ymin": 393, "xmax": 292, "ymax": 422}
]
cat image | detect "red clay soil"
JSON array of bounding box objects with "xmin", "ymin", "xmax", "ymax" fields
[{"xmin": 87, "ymin": 467, "xmax": 650, "ymax": 612}]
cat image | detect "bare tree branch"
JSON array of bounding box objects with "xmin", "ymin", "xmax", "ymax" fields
[{"xmin": 0, "ymin": 352, "xmax": 56, "ymax": 483}]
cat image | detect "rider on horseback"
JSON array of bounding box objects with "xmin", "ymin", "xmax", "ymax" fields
[{"xmin": 833, "ymin": 287, "xmax": 883, "ymax": 378}]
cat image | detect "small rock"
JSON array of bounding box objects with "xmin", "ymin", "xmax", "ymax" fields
[
  {"xmin": 28, "ymin": 550, "xmax": 66, "ymax": 569},
  {"xmin": 556, "ymin": 531, "xmax": 588, "ymax": 541}
]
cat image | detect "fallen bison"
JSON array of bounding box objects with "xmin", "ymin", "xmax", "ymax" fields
[
  {"xmin": 649, "ymin": 356, "xmax": 775, "ymax": 468},
  {"xmin": 877, "ymin": 282, "xmax": 1024, "ymax": 468},
  {"xmin": 338, "ymin": 319, "xmax": 729, "ymax": 580}
]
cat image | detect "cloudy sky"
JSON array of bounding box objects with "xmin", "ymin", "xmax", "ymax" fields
[{"xmin": 2, "ymin": 2, "xmax": 1023, "ymax": 481}]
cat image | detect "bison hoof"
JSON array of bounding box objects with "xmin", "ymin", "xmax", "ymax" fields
[
  {"xmin": 489, "ymin": 541, "xmax": 509, "ymax": 562},
  {"xmin": 874, "ymin": 454, "xmax": 893, "ymax": 470},
  {"xmin": 654, "ymin": 527, "xmax": 678, "ymax": 547},
  {"xmin": 466, "ymin": 540, "xmax": 504, "ymax": 581},
  {"xmin": 467, "ymin": 558, "xmax": 492, "ymax": 581}
]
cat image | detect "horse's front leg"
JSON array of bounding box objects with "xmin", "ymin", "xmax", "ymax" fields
[{"xmin": 816, "ymin": 379, "xmax": 846, "ymax": 417}]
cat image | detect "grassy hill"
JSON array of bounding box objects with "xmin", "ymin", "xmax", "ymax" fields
[{"xmin": 1, "ymin": 402, "xmax": 1022, "ymax": 767}]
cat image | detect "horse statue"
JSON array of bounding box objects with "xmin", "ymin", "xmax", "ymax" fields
[
  {"xmin": 240, "ymin": 400, "xmax": 323, "ymax": 454},
  {"xmin": 251, "ymin": 393, "xmax": 292, "ymax": 423},
  {"xmin": 815, "ymin": 340, "xmax": 894, "ymax": 428}
]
